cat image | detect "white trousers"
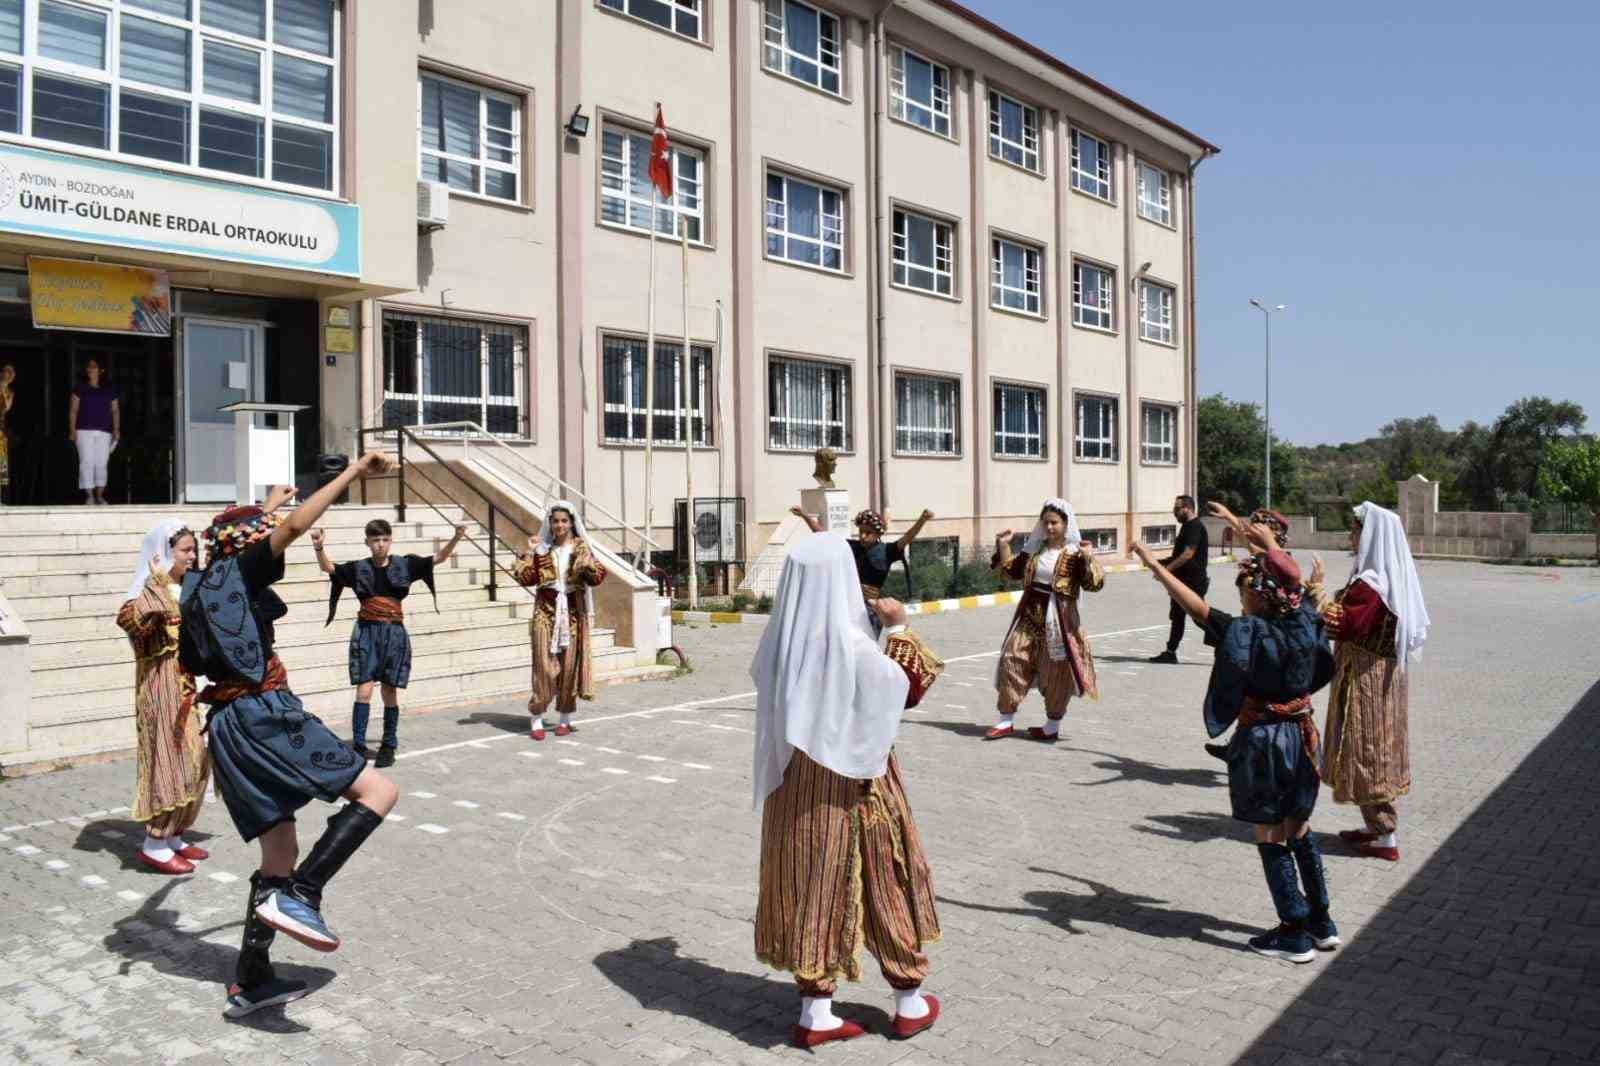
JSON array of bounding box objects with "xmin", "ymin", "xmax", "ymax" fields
[{"xmin": 77, "ymin": 429, "xmax": 113, "ymax": 490}]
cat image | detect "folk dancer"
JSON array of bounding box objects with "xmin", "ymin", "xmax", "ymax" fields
[
  {"xmin": 312, "ymin": 518, "xmax": 466, "ymax": 767},
  {"xmin": 752, "ymin": 533, "xmax": 945, "ymax": 1047},
  {"xmin": 179, "ymin": 457, "xmax": 400, "ymax": 1019},
  {"xmin": 789, "ymin": 505, "xmax": 935, "ymax": 633},
  {"xmin": 1148, "ymin": 494, "xmax": 1211, "ymax": 664},
  {"xmin": 512, "ymin": 500, "xmax": 607, "ymax": 741},
  {"xmin": 117, "ymin": 519, "xmax": 210, "ymax": 875},
  {"xmin": 986, "ymin": 499, "xmax": 1102, "ymax": 742},
  {"xmin": 1202, "ymin": 503, "xmax": 1292, "ymax": 760},
  {"xmin": 1132, "ymin": 531, "xmax": 1341, "ymax": 963},
  {"xmin": 1307, "ymin": 502, "xmax": 1428, "ymax": 862}
]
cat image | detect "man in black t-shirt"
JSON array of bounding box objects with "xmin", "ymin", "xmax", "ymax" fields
[{"xmin": 1148, "ymin": 495, "xmax": 1210, "ymax": 663}]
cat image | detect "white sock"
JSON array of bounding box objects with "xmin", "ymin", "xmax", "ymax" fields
[
  {"xmin": 895, "ymin": 988, "xmax": 929, "ymax": 1019},
  {"xmin": 1042, "ymin": 720, "xmax": 1060, "ymax": 737},
  {"xmin": 141, "ymin": 834, "xmax": 174, "ymax": 862},
  {"xmin": 559, "ymin": 712, "xmax": 573, "ymax": 727},
  {"xmin": 799, "ymin": 995, "xmax": 841, "ymax": 1030},
  {"xmin": 1373, "ymin": 831, "xmax": 1397, "ymax": 848},
  {"xmin": 169, "ymin": 835, "xmax": 186, "ymax": 852},
  {"xmin": 996, "ymin": 713, "xmax": 1015, "ymax": 729},
  {"xmin": 531, "ymin": 716, "xmax": 545, "ymax": 731}
]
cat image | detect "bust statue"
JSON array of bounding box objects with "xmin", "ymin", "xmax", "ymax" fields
[{"xmin": 811, "ymin": 446, "xmax": 838, "ymax": 489}]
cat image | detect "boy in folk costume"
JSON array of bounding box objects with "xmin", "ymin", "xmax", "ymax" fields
[
  {"xmin": 985, "ymin": 499, "xmax": 1103, "ymax": 742},
  {"xmin": 1132, "ymin": 529, "xmax": 1341, "ymax": 963},
  {"xmin": 1203, "ymin": 503, "xmax": 1293, "ymax": 761},
  {"xmin": 512, "ymin": 500, "xmax": 607, "ymax": 741},
  {"xmin": 178, "ymin": 456, "xmax": 400, "ymax": 1019},
  {"xmin": 311, "ymin": 518, "xmax": 467, "ymax": 767},
  {"xmin": 117, "ymin": 519, "xmax": 210, "ymax": 875},
  {"xmin": 752, "ymin": 534, "xmax": 945, "ymax": 1048},
  {"xmin": 1306, "ymin": 502, "xmax": 1429, "ymax": 862},
  {"xmin": 789, "ymin": 505, "xmax": 935, "ymax": 633}
]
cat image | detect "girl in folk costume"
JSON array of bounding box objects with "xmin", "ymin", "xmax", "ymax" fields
[
  {"xmin": 117, "ymin": 519, "xmax": 210, "ymax": 875},
  {"xmin": 1132, "ymin": 528, "xmax": 1341, "ymax": 963},
  {"xmin": 1307, "ymin": 502, "xmax": 1429, "ymax": 862},
  {"xmin": 752, "ymin": 534, "xmax": 945, "ymax": 1048},
  {"xmin": 512, "ymin": 501, "xmax": 607, "ymax": 741},
  {"xmin": 986, "ymin": 499, "xmax": 1104, "ymax": 742}
]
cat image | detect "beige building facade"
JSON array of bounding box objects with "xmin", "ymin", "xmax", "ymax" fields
[{"xmin": 0, "ymin": 0, "xmax": 1215, "ymax": 563}]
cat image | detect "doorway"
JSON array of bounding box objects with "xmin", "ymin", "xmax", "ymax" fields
[{"xmin": 180, "ymin": 317, "xmax": 265, "ymax": 503}]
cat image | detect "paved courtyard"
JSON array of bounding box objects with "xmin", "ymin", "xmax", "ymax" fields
[{"xmin": 2, "ymin": 555, "xmax": 1597, "ymax": 1065}]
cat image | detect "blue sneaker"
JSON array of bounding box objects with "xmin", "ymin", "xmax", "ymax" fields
[
  {"xmin": 255, "ymin": 890, "xmax": 341, "ymax": 953},
  {"xmin": 1308, "ymin": 916, "xmax": 1341, "ymax": 950},
  {"xmin": 1248, "ymin": 924, "xmax": 1315, "ymax": 963},
  {"xmin": 224, "ymin": 977, "xmax": 309, "ymax": 1019}
]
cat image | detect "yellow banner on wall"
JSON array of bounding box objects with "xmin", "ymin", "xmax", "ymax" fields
[{"xmin": 27, "ymin": 257, "xmax": 172, "ymax": 336}]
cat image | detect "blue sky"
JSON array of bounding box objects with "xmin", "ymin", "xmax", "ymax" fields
[{"xmin": 961, "ymin": 0, "xmax": 1599, "ymax": 445}]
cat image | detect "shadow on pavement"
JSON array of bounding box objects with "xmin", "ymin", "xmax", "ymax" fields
[
  {"xmin": 1232, "ymin": 679, "xmax": 1600, "ymax": 1065},
  {"xmin": 592, "ymin": 936, "xmax": 892, "ymax": 1048},
  {"xmin": 101, "ymin": 880, "xmax": 335, "ymax": 1033},
  {"xmin": 906, "ymin": 719, "xmax": 993, "ymax": 739},
  {"xmin": 1066, "ymin": 748, "xmax": 1226, "ymax": 788},
  {"xmin": 72, "ymin": 819, "xmax": 217, "ymax": 872},
  {"xmin": 1131, "ymin": 810, "xmax": 1255, "ymax": 843},
  {"xmin": 940, "ymin": 868, "xmax": 1257, "ymax": 952},
  {"xmin": 455, "ymin": 711, "xmax": 528, "ymax": 734}
]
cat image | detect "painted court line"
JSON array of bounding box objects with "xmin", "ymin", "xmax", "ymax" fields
[
  {"xmin": 116, "ymin": 890, "xmax": 142, "ymax": 903},
  {"xmin": 15, "ymin": 845, "xmax": 40, "ymax": 856},
  {"xmin": 647, "ymin": 776, "xmax": 677, "ymax": 784},
  {"xmin": 635, "ymin": 754, "xmax": 666, "ymax": 762},
  {"xmin": 559, "ymin": 758, "xmax": 584, "ymax": 767},
  {"xmin": 80, "ymin": 875, "xmax": 107, "ymax": 887},
  {"xmin": 452, "ymin": 800, "xmax": 480, "ymax": 809},
  {"xmin": 409, "ymin": 791, "xmax": 438, "ymax": 799},
  {"xmin": 46, "ymin": 860, "xmax": 69, "ymax": 871},
  {"xmin": 497, "ymin": 812, "xmax": 527, "ymax": 821},
  {"xmin": 681, "ymin": 762, "xmax": 712, "ymax": 770},
  {"xmin": 416, "ymin": 824, "xmax": 450, "ymax": 835},
  {"xmin": 209, "ymin": 872, "xmax": 239, "ymax": 885},
  {"xmin": 601, "ymin": 768, "xmax": 630, "ymax": 776}
]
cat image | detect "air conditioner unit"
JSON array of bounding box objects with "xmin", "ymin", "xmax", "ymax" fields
[{"xmin": 416, "ymin": 180, "xmax": 449, "ymax": 228}]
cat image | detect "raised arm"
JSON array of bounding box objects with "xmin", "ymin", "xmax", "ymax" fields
[
  {"xmin": 111, "ymin": 398, "xmax": 120, "ymax": 445},
  {"xmin": 435, "ymin": 524, "xmax": 468, "ymax": 565},
  {"xmin": 1130, "ymin": 541, "xmax": 1209, "ymax": 625},
  {"xmin": 268, "ymin": 452, "xmax": 390, "ymax": 559},
  {"xmin": 896, "ymin": 508, "xmax": 934, "ymax": 550},
  {"xmin": 68, "ymin": 393, "xmax": 79, "ymax": 442},
  {"xmin": 788, "ymin": 505, "xmax": 823, "ymax": 534},
  {"xmin": 309, "ymin": 528, "xmax": 336, "ymax": 574}
]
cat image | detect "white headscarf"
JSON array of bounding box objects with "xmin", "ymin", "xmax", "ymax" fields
[
  {"xmin": 1350, "ymin": 502, "xmax": 1430, "ymax": 669},
  {"xmin": 749, "ymin": 533, "xmax": 910, "ymax": 806},
  {"xmin": 536, "ymin": 500, "xmax": 595, "ymax": 653},
  {"xmin": 1022, "ymin": 498, "xmax": 1083, "ymax": 556},
  {"xmin": 124, "ymin": 518, "xmax": 190, "ymax": 604}
]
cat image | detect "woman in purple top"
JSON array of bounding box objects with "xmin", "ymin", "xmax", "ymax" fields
[{"xmin": 70, "ymin": 358, "xmax": 120, "ymax": 505}]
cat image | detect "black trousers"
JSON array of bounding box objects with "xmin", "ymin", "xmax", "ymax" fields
[{"xmin": 1167, "ymin": 577, "xmax": 1209, "ymax": 652}]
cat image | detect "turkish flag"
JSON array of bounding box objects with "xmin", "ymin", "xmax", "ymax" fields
[{"xmin": 648, "ymin": 103, "xmax": 674, "ymax": 201}]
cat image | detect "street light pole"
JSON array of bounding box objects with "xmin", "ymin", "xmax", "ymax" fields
[{"xmin": 1249, "ymin": 299, "xmax": 1286, "ymax": 510}]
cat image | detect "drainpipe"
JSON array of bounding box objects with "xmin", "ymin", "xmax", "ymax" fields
[{"xmin": 869, "ymin": 0, "xmax": 897, "ymax": 513}]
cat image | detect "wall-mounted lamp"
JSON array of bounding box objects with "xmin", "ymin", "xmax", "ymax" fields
[{"xmin": 564, "ymin": 106, "xmax": 590, "ymax": 138}]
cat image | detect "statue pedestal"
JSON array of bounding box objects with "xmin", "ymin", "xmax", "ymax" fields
[{"xmin": 800, "ymin": 488, "xmax": 851, "ymax": 533}]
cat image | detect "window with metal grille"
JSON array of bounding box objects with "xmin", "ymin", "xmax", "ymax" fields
[
  {"xmin": 991, "ymin": 237, "xmax": 1041, "ymax": 315},
  {"xmin": 888, "ymin": 45, "xmax": 949, "ymax": 136},
  {"xmin": 418, "ymin": 71, "xmax": 520, "ymax": 202},
  {"xmin": 1142, "ymin": 524, "xmax": 1176, "ymax": 548},
  {"xmin": 766, "ymin": 170, "xmax": 844, "ymax": 271},
  {"xmin": 1070, "ymin": 128, "xmax": 1112, "ymax": 201},
  {"xmin": 892, "ymin": 208, "xmax": 953, "ymax": 296},
  {"xmin": 1137, "ymin": 161, "xmax": 1171, "ymax": 225},
  {"xmin": 381, "ymin": 311, "xmax": 527, "ymax": 436},
  {"xmin": 1073, "ymin": 260, "xmax": 1114, "ymax": 330},
  {"xmin": 987, "ymin": 89, "xmax": 1038, "ymax": 171},
  {"xmin": 601, "ymin": 333, "xmax": 714, "ymax": 445},
  {"xmin": 895, "ymin": 372, "xmax": 959, "ymax": 456},
  {"xmin": 0, "ymin": 0, "xmax": 339, "ymax": 191},
  {"xmin": 1141, "ymin": 402, "xmax": 1177, "ymax": 464},
  {"xmin": 1075, "ymin": 392, "xmax": 1118, "ymax": 462},
  {"xmin": 601, "ymin": 121, "xmax": 704, "ymax": 241},
  {"xmin": 1081, "ymin": 527, "xmax": 1117, "ymax": 553},
  {"xmin": 762, "ymin": 0, "xmax": 840, "ymax": 95},
  {"xmin": 1139, "ymin": 280, "xmax": 1174, "ymax": 344},
  {"xmin": 598, "ymin": 0, "xmax": 701, "ymax": 42},
  {"xmin": 993, "ymin": 382, "xmax": 1044, "ymax": 458},
  {"xmin": 768, "ymin": 355, "xmax": 850, "ymax": 451}
]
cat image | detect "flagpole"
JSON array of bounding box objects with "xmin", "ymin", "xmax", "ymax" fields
[
  {"xmin": 681, "ymin": 211, "xmax": 696, "ymax": 609},
  {"xmin": 644, "ymin": 186, "xmax": 658, "ymax": 577}
]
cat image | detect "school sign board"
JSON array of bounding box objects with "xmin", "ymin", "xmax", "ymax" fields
[
  {"xmin": 28, "ymin": 257, "xmax": 172, "ymax": 336},
  {"xmin": 0, "ymin": 143, "xmax": 360, "ymax": 277}
]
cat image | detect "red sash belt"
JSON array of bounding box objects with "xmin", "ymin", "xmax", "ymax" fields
[
  {"xmin": 1239, "ymin": 694, "xmax": 1321, "ymax": 779},
  {"xmin": 359, "ymin": 596, "xmax": 405, "ymax": 624},
  {"xmin": 199, "ymin": 655, "xmax": 289, "ymax": 708}
]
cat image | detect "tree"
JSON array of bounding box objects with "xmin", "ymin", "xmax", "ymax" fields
[
  {"xmin": 1196, "ymin": 394, "xmax": 1301, "ymax": 513},
  {"xmin": 1465, "ymin": 397, "xmax": 1587, "ymax": 509},
  {"xmin": 1537, "ymin": 437, "xmax": 1600, "ymax": 560}
]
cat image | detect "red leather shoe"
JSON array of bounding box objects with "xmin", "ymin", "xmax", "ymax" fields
[
  {"xmin": 1338, "ymin": 829, "xmax": 1379, "ymax": 844},
  {"xmin": 891, "ymin": 994, "xmax": 940, "ymax": 1039},
  {"xmin": 792, "ymin": 1019, "xmax": 866, "ymax": 1049},
  {"xmin": 1025, "ymin": 727, "xmax": 1060, "ymax": 743},
  {"xmin": 175, "ymin": 844, "xmax": 209, "ymax": 861},
  {"xmin": 530, "ymin": 727, "xmax": 546, "ymax": 741},
  {"xmin": 137, "ymin": 850, "xmax": 195, "ymax": 876},
  {"xmin": 983, "ymin": 724, "xmax": 1014, "ymax": 740},
  {"xmin": 554, "ymin": 723, "xmax": 575, "ymax": 737},
  {"xmin": 1353, "ymin": 844, "xmax": 1400, "ymax": 861}
]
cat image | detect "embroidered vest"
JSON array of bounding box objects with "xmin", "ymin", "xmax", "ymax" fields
[{"xmin": 180, "ymin": 558, "xmax": 285, "ymax": 684}]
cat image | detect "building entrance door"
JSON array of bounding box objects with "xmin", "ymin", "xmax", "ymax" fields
[{"xmin": 181, "ymin": 317, "xmax": 264, "ymax": 503}]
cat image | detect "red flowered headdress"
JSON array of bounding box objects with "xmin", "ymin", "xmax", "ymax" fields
[
  {"xmin": 1249, "ymin": 509, "xmax": 1291, "ymax": 548},
  {"xmin": 1235, "ymin": 548, "xmax": 1303, "ymax": 617},
  {"xmin": 203, "ymin": 505, "xmax": 282, "ymax": 565},
  {"xmin": 854, "ymin": 510, "xmax": 886, "ymax": 535}
]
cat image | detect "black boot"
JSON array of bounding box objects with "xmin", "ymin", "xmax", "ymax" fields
[
  {"xmin": 224, "ymin": 873, "xmax": 309, "ymax": 1019},
  {"xmin": 1288, "ymin": 834, "xmax": 1341, "ymax": 950},
  {"xmin": 1249, "ymin": 843, "xmax": 1314, "ymax": 963},
  {"xmin": 255, "ymin": 802, "xmax": 386, "ymax": 953}
]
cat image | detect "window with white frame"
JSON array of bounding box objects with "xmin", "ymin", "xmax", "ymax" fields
[
  {"xmin": 1072, "ymin": 260, "xmax": 1114, "ymax": 330},
  {"xmin": 600, "ymin": 121, "xmax": 704, "ymax": 241},
  {"xmin": 0, "ymin": 0, "xmax": 339, "ymax": 190},
  {"xmin": 892, "ymin": 208, "xmax": 952, "ymax": 296},
  {"xmin": 895, "ymin": 372, "xmax": 959, "ymax": 456},
  {"xmin": 598, "ymin": 0, "xmax": 700, "ymax": 42},
  {"xmin": 987, "ymin": 89, "xmax": 1038, "ymax": 171},
  {"xmin": 1075, "ymin": 392, "xmax": 1118, "ymax": 461},
  {"xmin": 1137, "ymin": 160, "xmax": 1171, "ymax": 225},
  {"xmin": 601, "ymin": 333, "xmax": 714, "ymax": 445},
  {"xmin": 381, "ymin": 311, "xmax": 527, "ymax": 436},
  {"xmin": 1138, "ymin": 280, "xmax": 1174, "ymax": 344},
  {"xmin": 761, "ymin": 0, "xmax": 840, "ymax": 95},
  {"xmin": 888, "ymin": 45, "xmax": 949, "ymax": 137},
  {"xmin": 418, "ymin": 72, "xmax": 519, "ymax": 202},
  {"xmin": 765, "ymin": 170, "xmax": 843, "ymax": 270},
  {"xmin": 768, "ymin": 354, "xmax": 850, "ymax": 451},
  {"xmin": 1141, "ymin": 402, "xmax": 1177, "ymax": 464},
  {"xmin": 991, "ymin": 236, "xmax": 1041, "ymax": 315},
  {"xmin": 1141, "ymin": 524, "xmax": 1176, "ymax": 549},
  {"xmin": 993, "ymin": 382, "xmax": 1044, "ymax": 458},
  {"xmin": 1070, "ymin": 128, "xmax": 1112, "ymax": 200},
  {"xmin": 1081, "ymin": 527, "xmax": 1117, "ymax": 553}
]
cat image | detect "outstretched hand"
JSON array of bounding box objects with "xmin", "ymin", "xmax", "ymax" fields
[
  {"xmin": 309, "ymin": 528, "xmax": 325, "ymax": 550},
  {"xmin": 263, "ymin": 484, "xmax": 299, "ymax": 513},
  {"xmin": 1129, "ymin": 541, "xmax": 1155, "ymax": 565},
  {"xmin": 872, "ymin": 596, "xmax": 908, "ymax": 630},
  {"xmin": 995, "ymin": 528, "xmax": 1015, "ymax": 548},
  {"xmin": 1309, "ymin": 554, "xmax": 1325, "ymax": 586}
]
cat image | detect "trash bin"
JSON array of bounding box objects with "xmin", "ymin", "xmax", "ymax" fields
[{"xmin": 316, "ymin": 453, "xmax": 349, "ymax": 504}]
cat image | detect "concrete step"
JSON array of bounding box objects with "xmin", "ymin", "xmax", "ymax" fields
[
  {"xmin": 2, "ymin": 555, "xmax": 505, "ymax": 598},
  {"xmin": 0, "ymin": 503, "xmax": 441, "ymax": 536},
  {"xmin": 0, "ymin": 516, "xmax": 477, "ymax": 559}
]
